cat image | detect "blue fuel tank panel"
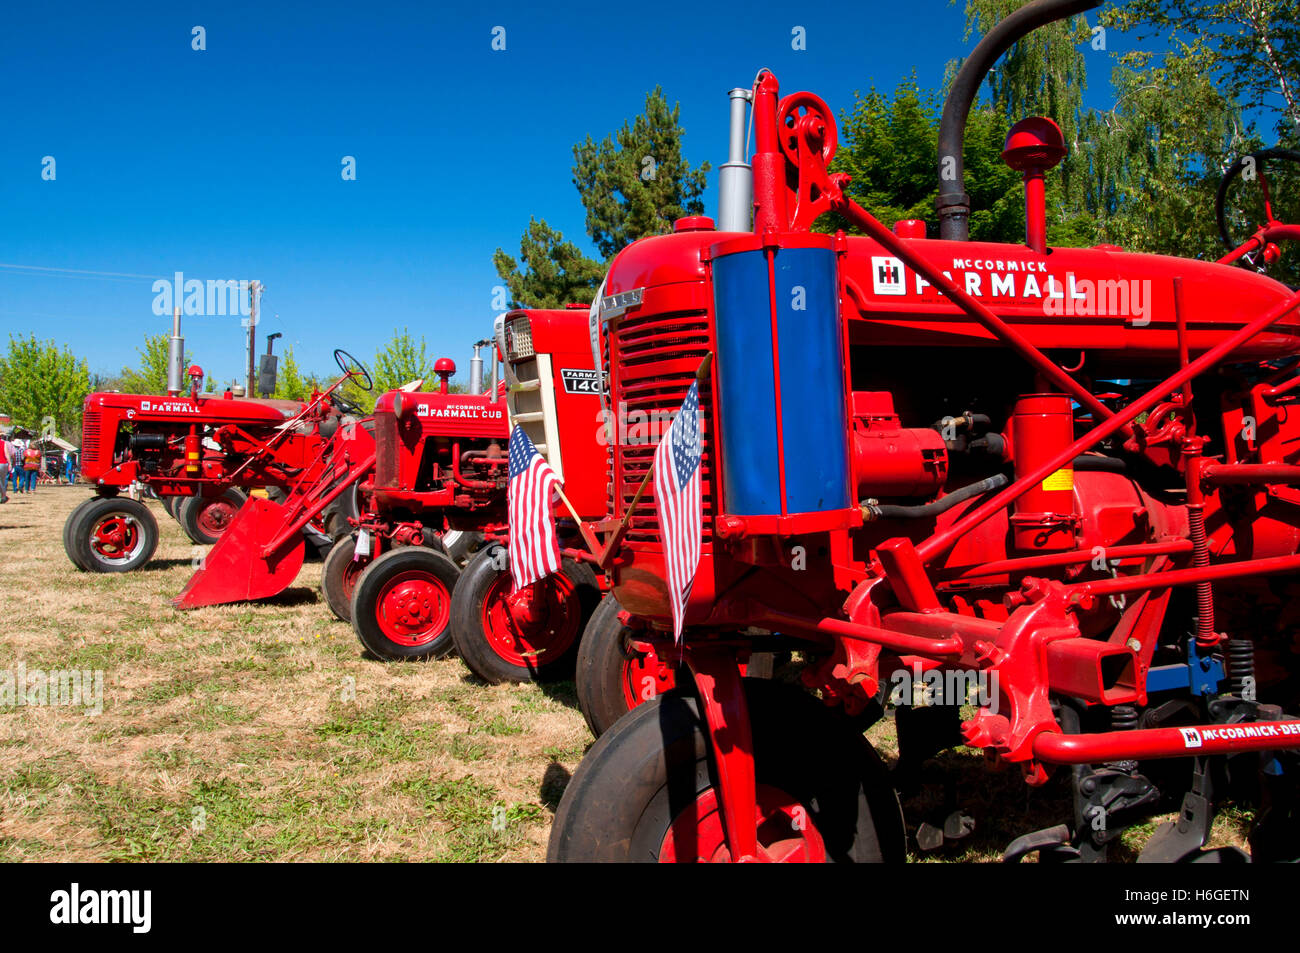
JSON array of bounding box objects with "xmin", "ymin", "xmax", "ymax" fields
[{"xmin": 711, "ymin": 238, "xmax": 850, "ymax": 517}]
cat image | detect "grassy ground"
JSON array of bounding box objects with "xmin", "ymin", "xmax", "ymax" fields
[
  {"xmin": 0, "ymin": 486, "xmax": 586, "ymax": 861},
  {"xmin": 0, "ymin": 487, "xmax": 1252, "ymax": 862}
]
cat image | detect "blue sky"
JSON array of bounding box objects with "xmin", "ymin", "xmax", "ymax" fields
[{"xmin": 0, "ymin": 0, "xmax": 1140, "ymax": 386}]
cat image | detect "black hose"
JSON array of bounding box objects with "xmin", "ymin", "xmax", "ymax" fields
[
  {"xmin": 865, "ymin": 472, "xmax": 1010, "ymax": 520},
  {"xmin": 1071, "ymin": 453, "xmax": 1126, "ymax": 472},
  {"xmin": 936, "ymin": 0, "xmax": 1101, "ymax": 241}
]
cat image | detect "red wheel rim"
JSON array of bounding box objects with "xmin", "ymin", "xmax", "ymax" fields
[
  {"xmin": 89, "ymin": 514, "xmax": 144, "ymax": 564},
  {"xmin": 659, "ymin": 784, "xmax": 827, "ymax": 863},
  {"xmin": 374, "ymin": 569, "xmax": 451, "ymax": 647},
  {"xmin": 196, "ymin": 497, "xmax": 240, "ymax": 537},
  {"xmin": 621, "ymin": 642, "xmax": 677, "ymax": 710},
  {"xmin": 481, "ymin": 571, "xmax": 580, "ymax": 669},
  {"xmin": 339, "ymin": 556, "xmax": 366, "ymax": 605}
]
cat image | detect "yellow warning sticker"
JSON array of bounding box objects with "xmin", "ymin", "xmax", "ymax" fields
[{"xmin": 1041, "ymin": 468, "xmax": 1074, "ymax": 493}]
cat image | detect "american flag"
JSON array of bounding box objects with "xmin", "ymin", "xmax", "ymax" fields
[
  {"xmin": 508, "ymin": 425, "xmax": 561, "ymax": 590},
  {"xmin": 653, "ymin": 380, "xmax": 703, "ymax": 641}
]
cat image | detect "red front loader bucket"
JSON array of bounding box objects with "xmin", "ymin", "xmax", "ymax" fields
[{"xmin": 172, "ymin": 497, "xmax": 306, "ymax": 609}]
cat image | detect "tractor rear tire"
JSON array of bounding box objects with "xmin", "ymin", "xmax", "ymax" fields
[
  {"xmin": 575, "ymin": 594, "xmax": 681, "ymax": 738},
  {"xmin": 73, "ymin": 497, "xmax": 159, "ymax": 573},
  {"xmin": 179, "ymin": 488, "xmax": 248, "ymax": 545},
  {"xmin": 321, "ymin": 534, "xmax": 369, "ymax": 623},
  {"xmin": 548, "ymin": 680, "xmax": 906, "ymax": 863},
  {"xmin": 350, "ymin": 545, "xmax": 462, "ymax": 661},
  {"xmin": 450, "ymin": 545, "xmax": 600, "ymax": 684},
  {"xmin": 62, "ymin": 497, "xmax": 102, "ymax": 571}
]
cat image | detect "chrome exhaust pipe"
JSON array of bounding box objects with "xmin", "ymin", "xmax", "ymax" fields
[{"xmin": 717, "ymin": 87, "xmax": 754, "ymax": 233}]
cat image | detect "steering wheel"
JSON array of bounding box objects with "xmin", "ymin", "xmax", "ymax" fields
[
  {"xmin": 330, "ymin": 392, "xmax": 364, "ymax": 415},
  {"xmin": 1216, "ymin": 148, "xmax": 1300, "ymax": 268},
  {"xmin": 333, "ymin": 349, "xmax": 373, "ymax": 392}
]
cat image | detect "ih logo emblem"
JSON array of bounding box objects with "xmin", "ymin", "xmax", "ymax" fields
[
  {"xmin": 871, "ymin": 256, "xmax": 906, "ymax": 295},
  {"xmin": 1180, "ymin": 727, "xmax": 1203, "ymax": 749}
]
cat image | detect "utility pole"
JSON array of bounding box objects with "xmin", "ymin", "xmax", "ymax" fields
[{"xmin": 245, "ymin": 280, "xmax": 263, "ymax": 395}]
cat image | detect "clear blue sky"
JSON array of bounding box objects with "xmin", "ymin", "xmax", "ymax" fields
[{"xmin": 0, "ymin": 0, "xmax": 1139, "ymax": 386}]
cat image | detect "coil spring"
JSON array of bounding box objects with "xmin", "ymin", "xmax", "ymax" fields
[
  {"xmin": 1188, "ymin": 505, "xmax": 1218, "ymax": 648},
  {"xmin": 1111, "ymin": 704, "xmax": 1139, "ymax": 731},
  {"xmin": 1226, "ymin": 639, "xmax": 1255, "ymax": 696}
]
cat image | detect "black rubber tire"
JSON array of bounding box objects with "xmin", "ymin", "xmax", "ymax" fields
[
  {"xmin": 62, "ymin": 497, "xmax": 102, "ymax": 571},
  {"xmin": 178, "ymin": 488, "xmax": 248, "ymax": 545},
  {"xmin": 574, "ymin": 593, "xmax": 683, "ymax": 738},
  {"xmin": 73, "ymin": 496, "xmax": 160, "ymax": 573},
  {"xmin": 350, "ymin": 545, "xmax": 462, "ymax": 661},
  {"xmin": 321, "ymin": 534, "xmax": 368, "ymax": 623},
  {"xmin": 450, "ymin": 545, "xmax": 600, "ymax": 684},
  {"xmin": 161, "ymin": 495, "xmax": 182, "ymax": 521},
  {"xmin": 442, "ymin": 530, "xmax": 485, "ymax": 567},
  {"xmin": 548, "ymin": 679, "xmax": 906, "ymax": 863}
]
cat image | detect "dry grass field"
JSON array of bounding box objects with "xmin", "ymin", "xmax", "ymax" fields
[{"xmin": 0, "ymin": 487, "xmax": 1252, "ymax": 862}]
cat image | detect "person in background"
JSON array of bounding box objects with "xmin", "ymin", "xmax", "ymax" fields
[
  {"xmin": 21, "ymin": 442, "xmax": 40, "ymax": 493},
  {"xmin": 8, "ymin": 437, "xmax": 24, "ymax": 494},
  {"xmin": 0, "ymin": 435, "xmax": 10, "ymax": 503},
  {"xmin": 65, "ymin": 450, "xmax": 79, "ymax": 484}
]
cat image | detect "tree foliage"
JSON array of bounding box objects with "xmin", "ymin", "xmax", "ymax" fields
[
  {"xmin": 494, "ymin": 87, "xmax": 711, "ymax": 308},
  {"xmin": 273, "ymin": 346, "xmax": 308, "ymax": 401},
  {"xmin": 0, "ymin": 335, "xmax": 91, "ymax": 441},
  {"xmin": 118, "ymin": 333, "xmax": 181, "ymax": 395},
  {"xmin": 1103, "ymin": 0, "xmax": 1300, "ymax": 144}
]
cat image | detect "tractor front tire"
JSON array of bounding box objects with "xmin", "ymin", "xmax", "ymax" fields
[
  {"xmin": 62, "ymin": 497, "xmax": 103, "ymax": 571},
  {"xmin": 548, "ymin": 680, "xmax": 906, "ymax": 863},
  {"xmin": 450, "ymin": 545, "xmax": 600, "ymax": 684},
  {"xmin": 179, "ymin": 488, "xmax": 248, "ymax": 545},
  {"xmin": 350, "ymin": 546, "xmax": 462, "ymax": 660},
  {"xmin": 321, "ymin": 534, "xmax": 369, "ymax": 623},
  {"xmin": 74, "ymin": 497, "xmax": 159, "ymax": 573},
  {"xmin": 575, "ymin": 594, "xmax": 681, "ymax": 738}
]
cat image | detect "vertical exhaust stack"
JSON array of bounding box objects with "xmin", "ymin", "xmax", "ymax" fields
[
  {"xmin": 718, "ymin": 87, "xmax": 754, "ymax": 233},
  {"xmin": 166, "ymin": 306, "xmax": 185, "ymax": 396},
  {"xmin": 469, "ymin": 341, "xmax": 488, "ymax": 396}
]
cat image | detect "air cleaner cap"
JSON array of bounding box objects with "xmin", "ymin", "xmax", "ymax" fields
[
  {"xmin": 1002, "ymin": 117, "xmax": 1067, "ymax": 172},
  {"xmin": 674, "ymin": 216, "xmax": 715, "ymax": 232}
]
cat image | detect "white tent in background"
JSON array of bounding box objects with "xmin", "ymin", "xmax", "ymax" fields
[{"xmin": 34, "ymin": 436, "xmax": 79, "ymax": 453}]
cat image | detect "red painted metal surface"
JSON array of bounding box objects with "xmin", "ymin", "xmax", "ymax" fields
[{"xmin": 577, "ymin": 64, "xmax": 1300, "ymax": 862}]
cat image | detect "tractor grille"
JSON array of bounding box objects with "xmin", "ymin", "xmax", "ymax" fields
[
  {"xmin": 374, "ymin": 412, "xmax": 399, "ymax": 488},
  {"xmin": 506, "ymin": 316, "xmax": 534, "ymax": 361},
  {"xmin": 610, "ymin": 307, "xmax": 715, "ymax": 546},
  {"xmin": 81, "ymin": 406, "xmax": 100, "ymax": 463}
]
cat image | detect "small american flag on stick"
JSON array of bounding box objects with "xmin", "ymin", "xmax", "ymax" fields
[
  {"xmin": 507, "ymin": 425, "xmax": 561, "ymax": 590},
  {"xmin": 653, "ymin": 372, "xmax": 705, "ymax": 642}
]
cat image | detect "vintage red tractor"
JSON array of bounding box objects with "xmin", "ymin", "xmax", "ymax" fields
[
  {"xmin": 174, "ymin": 316, "xmax": 608, "ymax": 678},
  {"xmin": 65, "ymin": 343, "xmax": 370, "ymax": 573},
  {"xmin": 549, "ymin": 0, "xmax": 1300, "ymax": 862}
]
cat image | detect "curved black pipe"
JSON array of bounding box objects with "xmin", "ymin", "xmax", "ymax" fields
[
  {"xmin": 865, "ymin": 472, "xmax": 1010, "ymax": 520},
  {"xmin": 936, "ymin": 0, "xmax": 1102, "ymax": 241}
]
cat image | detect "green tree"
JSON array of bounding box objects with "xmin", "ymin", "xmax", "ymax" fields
[
  {"xmin": 492, "ymin": 218, "xmax": 607, "ymax": 309},
  {"xmin": 825, "ymin": 78, "xmax": 1023, "ymax": 242},
  {"xmin": 495, "ymin": 87, "xmax": 712, "ymax": 307},
  {"xmin": 0, "ymin": 335, "xmax": 91, "ymax": 441},
  {"xmin": 1087, "ymin": 42, "xmax": 1244, "ymax": 262},
  {"xmin": 339, "ymin": 328, "xmax": 437, "ymax": 411},
  {"xmin": 1103, "ymin": 0, "xmax": 1300, "ymax": 144},
  {"xmin": 118, "ymin": 333, "xmax": 181, "ymax": 395},
  {"xmin": 273, "ymin": 346, "xmax": 308, "ymax": 401}
]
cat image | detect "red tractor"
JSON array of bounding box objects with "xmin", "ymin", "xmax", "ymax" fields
[
  {"xmin": 175, "ymin": 316, "xmax": 607, "ymax": 679},
  {"xmin": 548, "ymin": 0, "xmax": 1300, "ymax": 863},
  {"xmin": 65, "ymin": 344, "xmax": 370, "ymax": 573}
]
